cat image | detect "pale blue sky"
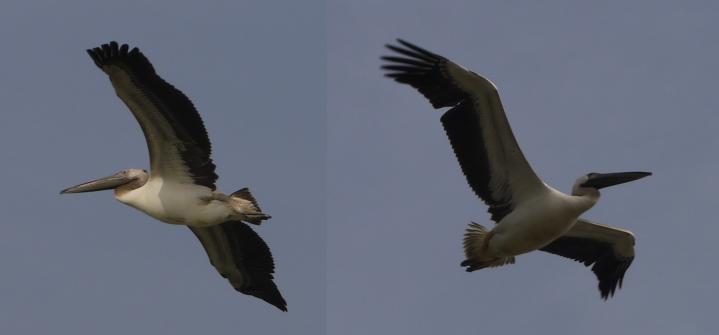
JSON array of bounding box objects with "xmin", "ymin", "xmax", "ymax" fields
[
  {"xmin": 328, "ymin": 1, "xmax": 718, "ymax": 334},
  {"xmin": 0, "ymin": 1, "xmax": 324, "ymax": 334}
]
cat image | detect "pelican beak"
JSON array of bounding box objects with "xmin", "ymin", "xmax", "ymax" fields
[
  {"xmin": 581, "ymin": 171, "xmax": 652, "ymax": 190},
  {"xmin": 60, "ymin": 172, "xmax": 134, "ymax": 194}
]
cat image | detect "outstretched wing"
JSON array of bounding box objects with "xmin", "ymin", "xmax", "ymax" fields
[
  {"xmin": 87, "ymin": 42, "xmax": 217, "ymax": 189},
  {"xmin": 540, "ymin": 218, "xmax": 635, "ymax": 299},
  {"xmin": 382, "ymin": 39, "xmax": 546, "ymax": 223},
  {"xmin": 189, "ymin": 221, "xmax": 287, "ymax": 311}
]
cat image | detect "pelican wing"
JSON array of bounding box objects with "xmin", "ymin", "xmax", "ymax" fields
[
  {"xmin": 87, "ymin": 42, "xmax": 217, "ymax": 189},
  {"xmin": 382, "ymin": 40, "xmax": 545, "ymax": 222},
  {"xmin": 189, "ymin": 221, "xmax": 287, "ymax": 311},
  {"xmin": 540, "ymin": 218, "xmax": 635, "ymax": 299}
]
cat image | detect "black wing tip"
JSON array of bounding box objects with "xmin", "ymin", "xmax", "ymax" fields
[
  {"xmin": 599, "ymin": 282, "xmax": 621, "ymax": 299},
  {"xmin": 86, "ymin": 41, "xmax": 129, "ymax": 61},
  {"xmin": 229, "ymin": 222, "xmax": 286, "ymax": 310},
  {"xmin": 381, "ymin": 39, "xmax": 466, "ymax": 109},
  {"xmin": 382, "ymin": 39, "xmax": 440, "ymax": 63},
  {"xmin": 395, "ymin": 38, "xmax": 435, "ymax": 56},
  {"xmin": 85, "ymin": 41, "xmax": 153, "ymax": 72},
  {"xmin": 263, "ymin": 293, "xmax": 288, "ymax": 312},
  {"xmin": 595, "ymin": 258, "xmax": 633, "ymax": 299},
  {"xmin": 241, "ymin": 284, "xmax": 288, "ymax": 312},
  {"xmin": 384, "ymin": 38, "xmax": 422, "ymax": 51},
  {"xmin": 383, "ymin": 38, "xmax": 407, "ymax": 50}
]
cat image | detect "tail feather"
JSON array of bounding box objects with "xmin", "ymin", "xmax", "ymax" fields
[
  {"xmin": 461, "ymin": 222, "xmax": 515, "ymax": 271},
  {"xmin": 232, "ymin": 188, "xmax": 262, "ymax": 212},
  {"xmin": 231, "ymin": 188, "xmax": 271, "ymax": 225}
]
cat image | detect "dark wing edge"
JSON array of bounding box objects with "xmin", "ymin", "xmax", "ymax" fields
[
  {"xmin": 441, "ymin": 102, "xmax": 513, "ymax": 222},
  {"xmin": 540, "ymin": 219, "xmax": 635, "ymax": 299},
  {"xmin": 189, "ymin": 221, "xmax": 287, "ymax": 311},
  {"xmin": 381, "ymin": 39, "xmax": 466, "ymax": 108},
  {"xmin": 381, "ymin": 39, "xmax": 514, "ymax": 222},
  {"xmin": 86, "ymin": 41, "xmax": 218, "ymax": 189}
]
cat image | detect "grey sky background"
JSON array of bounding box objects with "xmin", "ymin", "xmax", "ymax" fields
[
  {"xmin": 0, "ymin": 1, "xmax": 324, "ymax": 334},
  {"xmin": 2, "ymin": 1, "xmax": 718, "ymax": 334},
  {"xmin": 328, "ymin": 1, "xmax": 717, "ymax": 334}
]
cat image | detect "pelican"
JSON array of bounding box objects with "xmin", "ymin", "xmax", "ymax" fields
[
  {"xmin": 61, "ymin": 42, "xmax": 286, "ymax": 311},
  {"xmin": 382, "ymin": 39, "xmax": 651, "ymax": 299}
]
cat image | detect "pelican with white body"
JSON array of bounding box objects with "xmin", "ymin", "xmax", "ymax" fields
[
  {"xmin": 382, "ymin": 39, "xmax": 651, "ymax": 299},
  {"xmin": 61, "ymin": 42, "xmax": 286, "ymax": 311}
]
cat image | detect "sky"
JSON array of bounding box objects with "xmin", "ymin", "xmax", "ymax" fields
[
  {"xmin": 0, "ymin": 1, "xmax": 324, "ymax": 334},
  {"xmin": 327, "ymin": 1, "xmax": 718, "ymax": 334},
  {"xmin": 2, "ymin": 1, "xmax": 719, "ymax": 334}
]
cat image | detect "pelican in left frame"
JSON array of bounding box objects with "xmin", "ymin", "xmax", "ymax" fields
[
  {"xmin": 382, "ymin": 39, "xmax": 651, "ymax": 299},
  {"xmin": 61, "ymin": 42, "xmax": 286, "ymax": 311}
]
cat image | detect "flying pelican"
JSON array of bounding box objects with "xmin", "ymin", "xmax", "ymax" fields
[
  {"xmin": 381, "ymin": 39, "xmax": 651, "ymax": 299},
  {"xmin": 61, "ymin": 42, "xmax": 286, "ymax": 311}
]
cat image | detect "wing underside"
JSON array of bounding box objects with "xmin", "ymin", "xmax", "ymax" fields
[
  {"xmin": 189, "ymin": 221, "xmax": 287, "ymax": 311},
  {"xmin": 87, "ymin": 42, "xmax": 218, "ymax": 189},
  {"xmin": 540, "ymin": 218, "xmax": 635, "ymax": 299},
  {"xmin": 382, "ymin": 39, "xmax": 545, "ymax": 223}
]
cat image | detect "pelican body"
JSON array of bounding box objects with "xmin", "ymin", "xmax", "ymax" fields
[
  {"xmin": 65, "ymin": 169, "xmax": 268, "ymax": 227},
  {"xmin": 474, "ymin": 173, "xmax": 646, "ymax": 264},
  {"xmin": 382, "ymin": 39, "xmax": 651, "ymax": 298},
  {"xmin": 62, "ymin": 42, "xmax": 285, "ymax": 311},
  {"xmin": 117, "ymin": 177, "xmax": 227, "ymax": 226},
  {"xmin": 488, "ymin": 188, "xmax": 589, "ymax": 257}
]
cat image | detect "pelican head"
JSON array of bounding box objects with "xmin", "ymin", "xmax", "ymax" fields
[
  {"xmin": 60, "ymin": 169, "xmax": 149, "ymax": 194},
  {"xmin": 572, "ymin": 171, "xmax": 652, "ymax": 196}
]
